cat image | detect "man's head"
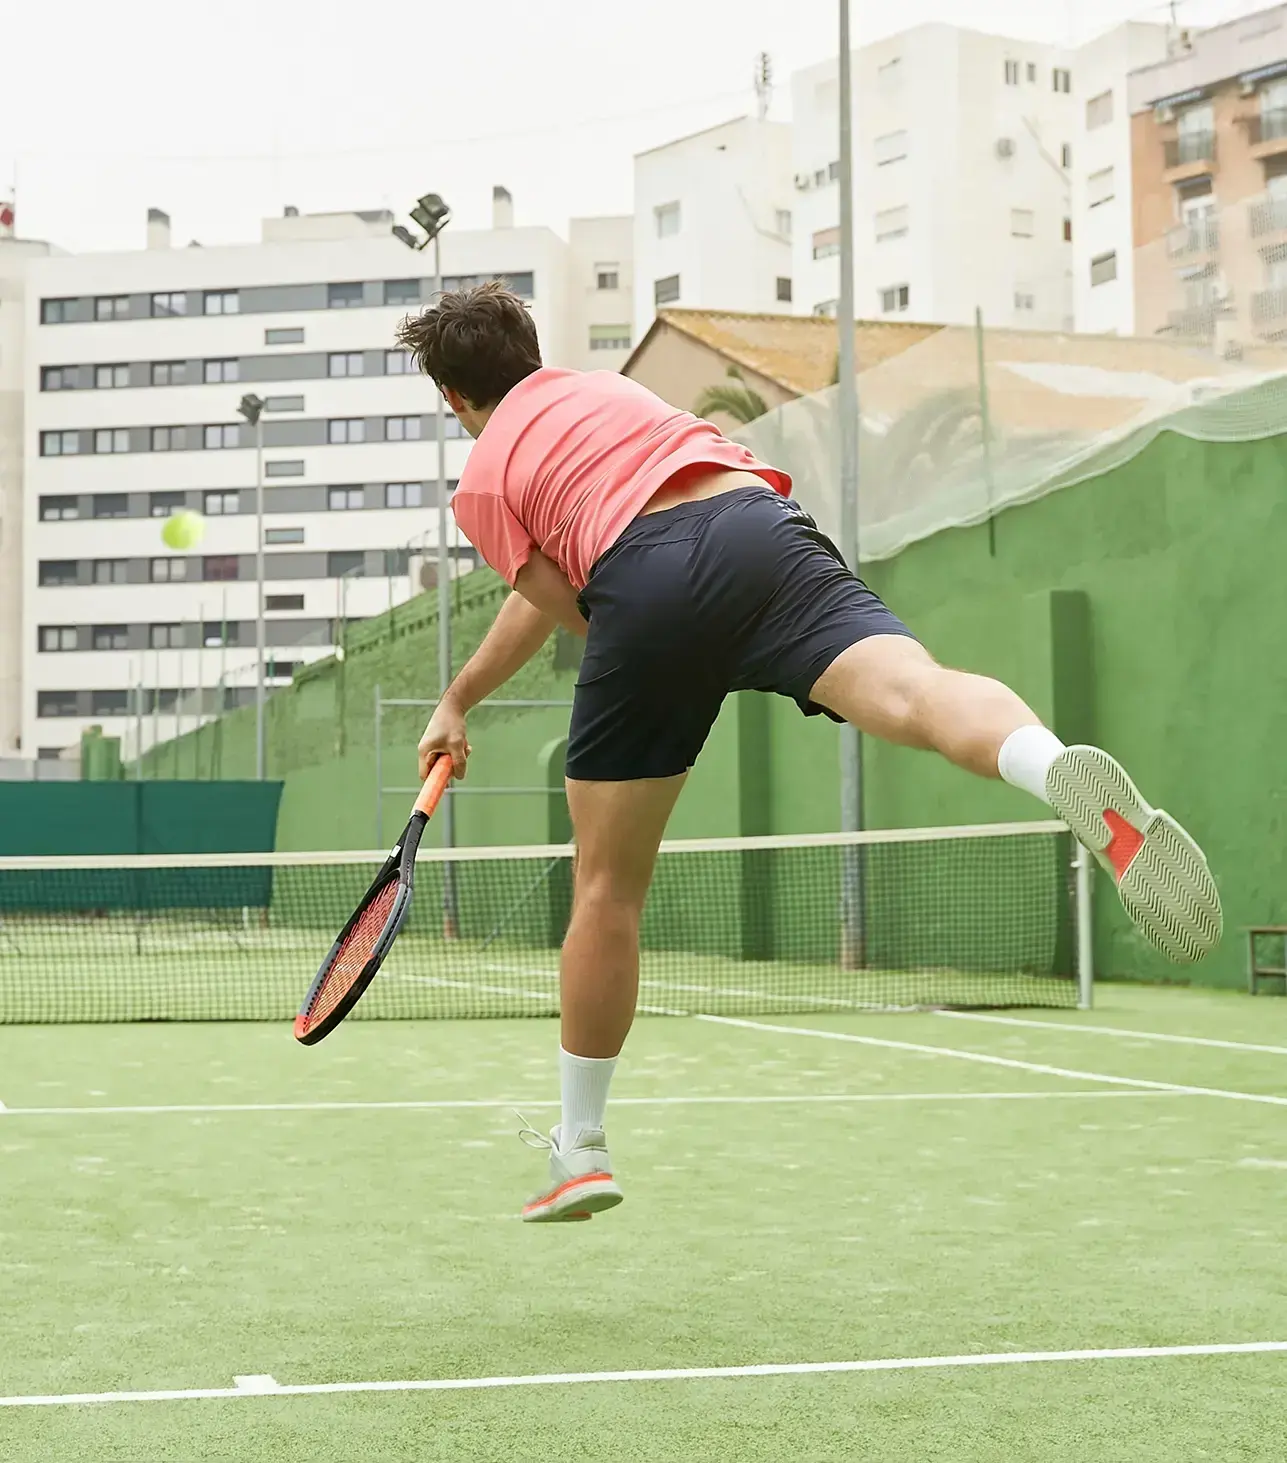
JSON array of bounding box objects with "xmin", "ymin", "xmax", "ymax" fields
[{"xmin": 396, "ymin": 280, "xmax": 542, "ymax": 438}]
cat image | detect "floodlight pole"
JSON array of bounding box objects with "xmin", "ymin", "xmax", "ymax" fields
[
  {"xmin": 238, "ymin": 393, "xmax": 267, "ymax": 780},
  {"xmin": 837, "ymin": 0, "xmax": 866, "ymax": 966}
]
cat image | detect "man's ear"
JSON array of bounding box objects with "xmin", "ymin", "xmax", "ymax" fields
[{"xmin": 443, "ymin": 386, "xmax": 470, "ymax": 415}]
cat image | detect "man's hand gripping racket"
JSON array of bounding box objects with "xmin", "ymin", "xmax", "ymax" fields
[{"xmin": 294, "ymin": 755, "xmax": 453, "ymax": 1045}]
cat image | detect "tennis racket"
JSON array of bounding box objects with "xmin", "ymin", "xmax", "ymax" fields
[{"xmin": 294, "ymin": 755, "xmax": 453, "ymax": 1045}]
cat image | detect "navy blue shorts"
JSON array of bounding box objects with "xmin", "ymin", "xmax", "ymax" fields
[{"xmin": 565, "ymin": 487, "xmax": 916, "ymax": 782}]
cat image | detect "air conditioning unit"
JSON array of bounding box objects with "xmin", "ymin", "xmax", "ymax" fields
[
  {"xmin": 794, "ymin": 172, "xmax": 812, "ymax": 191},
  {"xmin": 1156, "ymin": 103, "xmax": 1175, "ymax": 123},
  {"xmin": 996, "ymin": 138, "xmax": 1015, "ymax": 160},
  {"xmin": 1240, "ymin": 77, "xmax": 1258, "ymax": 97}
]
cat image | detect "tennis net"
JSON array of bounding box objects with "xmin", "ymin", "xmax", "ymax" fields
[{"xmin": 0, "ymin": 821, "xmax": 1087, "ymax": 1023}]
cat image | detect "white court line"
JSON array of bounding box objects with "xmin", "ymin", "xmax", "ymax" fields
[
  {"xmin": 0, "ymin": 1090, "xmax": 1179, "ymax": 1118},
  {"xmin": 700, "ymin": 1015, "xmax": 1287, "ymax": 1108},
  {"xmin": 2, "ymin": 1340, "xmax": 1283, "ymax": 1408},
  {"xmin": 937, "ymin": 1010, "xmax": 1287, "ymax": 1058}
]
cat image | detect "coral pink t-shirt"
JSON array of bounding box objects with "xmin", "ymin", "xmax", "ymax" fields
[{"xmin": 450, "ymin": 367, "xmax": 791, "ymax": 590}]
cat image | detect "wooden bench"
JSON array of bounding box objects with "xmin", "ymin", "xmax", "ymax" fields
[{"xmin": 1247, "ymin": 926, "xmax": 1287, "ymax": 995}]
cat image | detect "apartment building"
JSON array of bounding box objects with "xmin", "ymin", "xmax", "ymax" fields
[
  {"xmin": 1129, "ymin": 4, "xmax": 1287, "ymax": 353},
  {"xmin": 20, "ymin": 198, "xmax": 631, "ymax": 759},
  {"xmin": 791, "ymin": 24, "xmax": 1076, "ymax": 332},
  {"xmin": 633, "ymin": 117, "xmax": 794, "ymax": 339}
]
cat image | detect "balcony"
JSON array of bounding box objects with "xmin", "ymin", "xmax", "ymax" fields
[
  {"xmin": 1252, "ymin": 286, "xmax": 1287, "ymax": 328},
  {"xmin": 1166, "ymin": 217, "xmax": 1220, "ymax": 259},
  {"xmin": 1165, "ymin": 304, "xmax": 1222, "ymax": 339},
  {"xmin": 1162, "ymin": 131, "xmax": 1217, "ymax": 179},
  {"xmin": 1246, "ymin": 108, "xmax": 1287, "ymax": 155},
  {"xmin": 1249, "ymin": 194, "xmax": 1287, "ymax": 238}
]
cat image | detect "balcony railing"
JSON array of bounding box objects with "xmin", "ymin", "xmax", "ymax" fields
[
  {"xmin": 1165, "ymin": 304, "xmax": 1221, "ymax": 338},
  {"xmin": 1252, "ymin": 287, "xmax": 1287, "ymax": 326},
  {"xmin": 1247, "ymin": 108, "xmax": 1287, "ymax": 147},
  {"xmin": 1249, "ymin": 194, "xmax": 1287, "ymax": 238},
  {"xmin": 1163, "ymin": 132, "xmax": 1217, "ymax": 169},
  {"xmin": 1166, "ymin": 218, "xmax": 1220, "ymax": 258}
]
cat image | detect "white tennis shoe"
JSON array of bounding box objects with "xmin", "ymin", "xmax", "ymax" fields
[
  {"xmin": 1046, "ymin": 745, "xmax": 1222, "ymax": 964},
  {"xmin": 518, "ymin": 1120, "xmax": 624, "ymax": 1223}
]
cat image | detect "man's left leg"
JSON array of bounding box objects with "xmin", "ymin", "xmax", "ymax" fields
[{"xmin": 809, "ymin": 635, "xmax": 1222, "ymax": 964}]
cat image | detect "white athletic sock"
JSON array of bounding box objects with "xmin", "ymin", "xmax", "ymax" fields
[
  {"xmin": 997, "ymin": 725, "xmax": 1066, "ymax": 805},
  {"xmin": 559, "ymin": 1047, "xmax": 617, "ymax": 1147}
]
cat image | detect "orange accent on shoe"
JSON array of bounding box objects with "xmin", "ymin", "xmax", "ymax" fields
[
  {"xmin": 1103, "ymin": 808, "xmax": 1145, "ymax": 881},
  {"xmin": 522, "ymin": 1170, "xmax": 613, "ymax": 1215}
]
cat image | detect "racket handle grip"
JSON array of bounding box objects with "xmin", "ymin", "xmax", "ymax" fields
[{"xmin": 413, "ymin": 755, "xmax": 454, "ymax": 817}]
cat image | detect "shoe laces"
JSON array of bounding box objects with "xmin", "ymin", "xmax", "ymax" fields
[{"xmin": 515, "ymin": 1111, "xmax": 554, "ymax": 1151}]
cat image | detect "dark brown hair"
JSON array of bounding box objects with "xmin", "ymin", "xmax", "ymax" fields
[{"xmin": 396, "ymin": 280, "xmax": 542, "ymax": 408}]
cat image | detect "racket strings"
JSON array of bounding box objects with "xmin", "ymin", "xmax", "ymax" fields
[{"xmin": 307, "ymin": 880, "xmax": 399, "ymax": 1025}]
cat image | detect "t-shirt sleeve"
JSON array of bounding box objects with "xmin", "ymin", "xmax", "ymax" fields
[{"xmin": 451, "ymin": 490, "xmax": 534, "ymax": 587}]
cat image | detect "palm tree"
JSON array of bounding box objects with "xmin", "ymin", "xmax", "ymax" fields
[{"xmin": 695, "ymin": 365, "xmax": 770, "ymax": 425}]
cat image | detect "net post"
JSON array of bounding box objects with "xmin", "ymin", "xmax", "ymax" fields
[{"xmin": 1074, "ymin": 838, "xmax": 1094, "ymax": 1009}]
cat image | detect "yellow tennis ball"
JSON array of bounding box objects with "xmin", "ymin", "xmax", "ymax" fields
[{"xmin": 161, "ymin": 509, "xmax": 206, "ymax": 551}]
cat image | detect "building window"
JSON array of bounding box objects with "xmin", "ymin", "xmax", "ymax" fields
[
  {"xmin": 152, "ymin": 426, "xmax": 187, "ymax": 452},
  {"xmin": 204, "ymin": 290, "xmax": 240, "ymax": 316},
  {"xmin": 328, "ymin": 550, "xmax": 365, "ymax": 578},
  {"xmin": 265, "ymin": 594, "xmax": 305, "ymax": 612},
  {"xmin": 1027, "ymin": 62, "xmax": 1037, "ymax": 83},
  {"xmin": 655, "ymin": 202, "xmax": 681, "ymax": 238},
  {"xmin": 1053, "ymin": 68, "xmax": 1072, "ymax": 94},
  {"xmin": 773, "ymin": 210, "xmax": 793, "ymax": 240},
  {"xmin": 1086, "ymin": 91, "xmax": 1114, "ymax": 130},
  {"xmin": 265, "ymin": 527, "xmax": 305, "ymax": 545},
  {"xmin": 95, "ymin": 295, "xmax": 129, "ymax": 322},
  {"xmin": 265, "ymin": 460, "xmax": 304, "ymax": 477},
  {"xmin": 264, "ymin": 395, "xmax": 304, "ymax": 413},
  {"xmin": 91, "ymin": 690, "xmax": 131, "ymax": 716},
  {"xmin": 94, "ymin": 428, "xmax": 130, "ymax": 455},
  {"xmin": 589, "ymin": 325, "xmax": 631, "ymax": 351},
  {"xmin": 40, "ymin": 496, "xmax": 79, "ymax": 521},
  {"xmin": 880, "ymin": 284, "xmax": 911, "ymax": 314},
  {"xmin": 1061, "ymin": 143, "xmax": 1073, "ymax": 169},
  {"xmin": 41, "ymin": 366, "xmax": 77, "ymax": 391},
  {"xmin": 812, "ymin": 299, "xmax": 839, "ymax": 318},
  {"xmin": 1014, "ymin": 290, "xmax": 1036, "ymax": 311},
  {"xmin": 203, "ymin": 555, "xmax": 240, "ymax": 582},
  {"xmin": 204, "ymin": 490, "xmax": 240, "ymax": 516},
  {"xmin": 1064, "ymin": 217, "xmax": 1073, "ymax": 242},
  {"xmin": 41, "ymin": 431, "xmax": 80, "ymax": 457},
  {"xmin": 386, "ymin": 482, "xmax": 423, "ymax": 509},
  {"xmin": 92, "ymin": 494, "xmax": 129, "ymax": 519},
  {"xmin": 152, "ymin": 361, "xmax": 187, "ymax": 386},
  {"xmin": 151, "ymin": 291, "xmax": 187, "ymax": 317},
  {"xmin": 39, "ymin": 561, "xmax": 80, "ymax": 587},
  {"xmin": 42, "ymin": 298, "xmax": 75, "ymax": 325},
  {"xmin": 653, "ymin": 274, "xmax": 681, "ymax": 307},
  {"xmin": 874, "ymin": 130, "xmax": 908, "ymax": 166},
  {"xmin": 204, "ymin": 358, "xmax": 239, "ymax": 384},
  {"xmin": 812, "ymin": 227, "xmax": 841, "ymax": 260},
  {"xmin": 40, "ymin": 627, "xmax": 78, "ymax": 652},
  {"xmin": 328, "ymin": 281, "xmax": 365, "ymax": 309},
  {"xmin": 1011, "ymin": 209, "xmax": 1035, "ymax": 237},
  {"xmin": 266, "ymin": 327, "xmax": 304, "ymax": 345},
  {"xmin": 1088, "ymin": 167, "xmax": 1115, "ymax": 209},
  {"xmin": 1090, "ymin": 251, "xmax": 1118, "ymax": 287},
  {"xmin": 150, "ymin": 491, "xmax": 184, "ymax": 517},
  {"xmin": 443, "ymin": 415, "xmax": 465, "ymax": 439},
  {"xmin": 329, "ymin": 418, "xmax": 366, "ymax": 444},
  {"xmin": 95, "ymin": 364, "xmax": 130, "ymax": 389},
  {"xmin": 383, "ymin": 278, "xmax": 420, "ymax": 306},
  {"xmin": 385, "ymin": 349, "xmax": 413, "ymax": 374},
  {"xmin": 150, "ymin": 624, "xmax": 183, "ymax": 649},
  {"xmin": 875, "ymin": 207, "xmax": 909, "ymax": 242},
  {"xmin": 1004, "ymin": 60, "xmax": 1020, "ymax": 86},
  {"xmin": 38, "ymin": 692, "xmax": 80, "ymax": 718},
  {"xmin": 92, "ymin": 624, "xmax": 128, "ymax": 651},
  {"xmin": 204, "ymin": 424, "xmax": 240, "ymax": 449},
  {"xmin": 328, "ymin": 352, "xmax": 364, "ymax": 378},
  {"xmin": 93, "ymin": 559, "xmax": 128, "ymax": 585},
  {"xmin": 595, "ymin": 263, "xmax": 620, "ymax": 290},
  {"xmin": 150, "ymin": 558, "xmax": 189, "ymax": 583},
  {"xmin": 328, "ymin": 486, "xmax": 366, "ymax": 511}
]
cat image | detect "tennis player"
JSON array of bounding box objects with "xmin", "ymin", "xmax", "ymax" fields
[{"xmin": 399, "ymin": 283, "xmax": 1221, "ymax": 1224}]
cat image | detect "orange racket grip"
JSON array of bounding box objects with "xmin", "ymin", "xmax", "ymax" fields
[{"xmin": 412, "ymin": 755, "xmax": 454, "ymax": 818}]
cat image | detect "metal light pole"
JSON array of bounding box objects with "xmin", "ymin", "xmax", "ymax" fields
[
  {"xmin": 238, "ymin": 393, "xmax": 267, "ymax": 779},
  {"xmin": 837, "ymin": 0, "xmax": 866, "ymax": 966}
]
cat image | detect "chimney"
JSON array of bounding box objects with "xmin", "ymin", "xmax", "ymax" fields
[
  {"xmin": 284, "ymin": 205, "xmax": 299, "ymax": 217},
  {"xmin": 492, "ymin": 186, "xmax": 514, "ymax": 229},
  {"xmin": 146, "ymin": 207, "xmax": 171, "ymax": 250}
]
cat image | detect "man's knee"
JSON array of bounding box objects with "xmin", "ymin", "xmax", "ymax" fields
[{"xmin": 572, "ymin": 862, "xmax": 646, "ymax": 923}]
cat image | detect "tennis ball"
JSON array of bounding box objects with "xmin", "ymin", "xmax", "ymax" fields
[{"xmin": 161, "ymin": 509, "xmax": 206, "ymax": 551}]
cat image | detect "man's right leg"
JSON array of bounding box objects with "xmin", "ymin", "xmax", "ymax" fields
[{"xmin": 521, "ymin": 772, "xmax": 686, "ymax": 1223}]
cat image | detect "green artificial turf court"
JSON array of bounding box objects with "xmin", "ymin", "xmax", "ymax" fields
[{"xmin": 1, "ymin": 983, "xmax": 1285, "ymax": 1460}]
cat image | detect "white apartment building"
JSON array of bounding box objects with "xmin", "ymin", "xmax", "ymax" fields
[
  {"xmin": 20, "ymin": 197, "xmax": 632, "ymax": 759},
  {"xmin": 1070, "ymin": 23, "xmax": 1172, "ymax": 335},
  {"xmin": 791, "ymin": 24, "xmax": 1077, "ymax": 331},
  {"xmin": 633, "ymin": 117, "xmax": 794, "ymax": 337}
]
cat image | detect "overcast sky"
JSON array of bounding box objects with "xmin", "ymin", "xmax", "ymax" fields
[{"xmin": 1, "ymin": 0, "xmax": 1275, "ymax": 254}]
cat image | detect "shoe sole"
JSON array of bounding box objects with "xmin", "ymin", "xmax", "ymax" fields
[
  {"xmin": 522, "ymin": 1175, "xmax": 624, "ymax": 1224},
  {"xmin": 1046, "ymin": 745, "xmax": 1222, "ymax": 965}
]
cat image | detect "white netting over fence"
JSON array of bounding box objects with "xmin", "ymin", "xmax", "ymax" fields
[{"xmin": 735, "ymin": 326, "xmax": 1287, "ymax": 563}]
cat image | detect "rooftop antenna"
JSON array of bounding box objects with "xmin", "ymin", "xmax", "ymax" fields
[{"xmin": 754, "ymin": 52, "xmax": 773, "ymax": 121}]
